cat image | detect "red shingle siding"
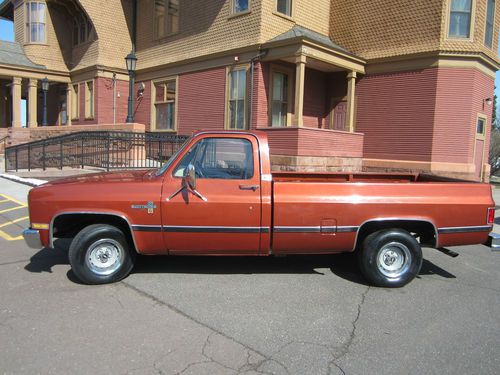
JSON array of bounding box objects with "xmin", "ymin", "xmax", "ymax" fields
[
  {"xmin": 261, "ymin": 127, "xmax": 364, "ymax": 157},
  {"xmin": 95, "ymin": 78, "xmax": 129, "ymax": 124},
  {"xmin": 432, "ymin": 68, "xmax": 493, "ymax": 164},
  {"xmin": 356, "ymin": 69, "xmax": 438, "ymax": 161},
  {"xmin": 251, "ymin": 62, "xmax": 269, "ymax": 129},
  {"xmin": 177, "ymin": 67, "xmax": 226, "ymax": 136}
]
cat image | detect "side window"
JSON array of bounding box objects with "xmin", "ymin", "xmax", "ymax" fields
[{"xmin": 173, "ymin": 138, "xmax": 254, "ymax": 179}]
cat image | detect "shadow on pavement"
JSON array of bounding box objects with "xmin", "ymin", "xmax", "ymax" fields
[
  {"xmin": 23, "ymin": 238, "xmax": 70, "ymax": 273},
  {"xmin": 418, "ymin": 258, "xmax": 456, "ymax": 279}
]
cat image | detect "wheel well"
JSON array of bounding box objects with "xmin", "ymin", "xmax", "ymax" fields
[
  {"xmin": 355, "ymin": 220, "xmax": 437, "ymax": 250},
  {"xmin": 52, "ymin": 213, "xmax": 136, "ymax": 252}
]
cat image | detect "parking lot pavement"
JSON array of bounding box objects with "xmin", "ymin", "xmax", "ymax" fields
[{"xmin": 0, "ymin": 177, "xmax": 499, "ymax": 375}]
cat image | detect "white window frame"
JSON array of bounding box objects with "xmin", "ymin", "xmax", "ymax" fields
[
  {"xmin": 447, "ymin": 0, "xmax": 475, "ymax": 40},
  {"xmin": 84, "ymin": 80, "xmax": 94, "ymax": 119},
  {"xmin": 151, "ymin": 77, "xmax": 179, "ymax": 132},
  {"xmin": 276, "ymin": 0, "xmax": 293, "ymax": 18},
  {"xmin": 484, "ymin": 0, "xmax": 495, "ymax": 48},
  {"xmin": 25, "ymin": 1, "xmax": 46, "ymax": 44},
  {"xmin": 269, "ymin": 65, "xmax": 293, "ymax": 127},
  {"xmin": 225, "ymin": 65, "xmax": 249, "ymax": 130}
]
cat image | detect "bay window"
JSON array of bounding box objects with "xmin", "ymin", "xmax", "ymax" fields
[{"xmin": 25, "ymin": 1, "xmax": 46, "ymax": 43}]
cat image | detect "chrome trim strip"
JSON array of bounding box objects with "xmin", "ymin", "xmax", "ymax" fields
[
  {"xmin": 131, "ymin": 225, "xmax": 163, "ymax": 232},
  {"xmin": 352, "ymin": 217, "xmax": 439, "ymax": 251},
  {"xmin": 274, "ymin": 226, "xmax": 359, "ymax": 233},
  {"xmin": 50, "ymin": 211, "xmax": 140, "ymax": 252},
  {"xmin": 438, "ymin": 225, "xmax": 492, "ymax": 234},
  {"xmin": 162, "ymin": 225, "xmax": 265, "ymax": 233}
]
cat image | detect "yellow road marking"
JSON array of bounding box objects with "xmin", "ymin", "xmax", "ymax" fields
[
  {"xmin": 0, "ymin": 206, "xmax": 26, "ymax": 214},
  {"xmin": 0, "ymin": 194, "xmax": 27, "ymax": 207},
  {"xmin": 0, "ymin": 199, "xmax": 9, "ymax": 203},
  {"xmin": 0, "ymin": 216, "xmax": 29, "ymax": 229},
  {"xmin": 0, "ymin": 230, "xmax": 22, "ymax": 241}
]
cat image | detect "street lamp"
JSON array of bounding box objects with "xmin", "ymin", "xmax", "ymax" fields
[
  {"xmin": 41, "ymin": 77, "xmax": 49, "ymax": 126},
  {"xmin": 125, "ymin": 52, "xmax": 137, "ymax": 123}
]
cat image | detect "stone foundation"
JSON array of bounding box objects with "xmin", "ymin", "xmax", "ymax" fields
[{"xmin": 271, "ymin": 155, "xmax": 363, "ymax": 172}]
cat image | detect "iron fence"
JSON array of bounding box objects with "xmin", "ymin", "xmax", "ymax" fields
[{"xmin": 4, "ymin": 131, "xmax": 189, "ymax": 172}]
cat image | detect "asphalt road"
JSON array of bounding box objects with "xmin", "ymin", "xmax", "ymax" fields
[{"xmin": 0, "ymin": 176, "xmax": 499, "ymax": 375}]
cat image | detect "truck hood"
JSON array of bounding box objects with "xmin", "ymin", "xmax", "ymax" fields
[{"xmin": 42, "ymin": 169, "xmax": 155, "ymax": 187}]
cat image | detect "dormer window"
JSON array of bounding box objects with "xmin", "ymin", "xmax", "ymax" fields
[
  {"xmin": 155, "ymin": 0, "xmax": 179, "ymax": 39},
  {"xmin": 25, "ymin": 1, "xmax": 46, "ymax": 44},
  {"xmin": 73, "ymin": 16, "xmax": 93, "ymax": 46}
]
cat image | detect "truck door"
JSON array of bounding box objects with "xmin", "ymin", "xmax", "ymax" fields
[{"xmin": 161, "ymin": 135, "xmax": 262, "ymax": 255}]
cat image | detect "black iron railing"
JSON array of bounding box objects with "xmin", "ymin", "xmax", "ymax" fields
[{"xmin": 4, "ymin": 131, "xmax": 189, "ymax": 172}]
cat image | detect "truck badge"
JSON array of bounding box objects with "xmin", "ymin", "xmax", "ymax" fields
[{"xmin": 131, "ymin": 201, "xmax": 157, "ymax": 214}]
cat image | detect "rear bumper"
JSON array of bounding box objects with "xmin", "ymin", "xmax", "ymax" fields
[
  {"xmin": 487, "ymin": 232, "xmax": 500, "ymax": 251},
  {"xmin": 22, "ymin": 228, "xmax": 43, "ymax": 249}
]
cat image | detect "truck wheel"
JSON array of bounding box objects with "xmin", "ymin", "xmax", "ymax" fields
[
  {"xmin": 358, "ymin": 229, "xmax": 422, "ymax": 288},
  {"xmin": 69, "ymin": 224, "xmax": 136, "ymax": 285}
]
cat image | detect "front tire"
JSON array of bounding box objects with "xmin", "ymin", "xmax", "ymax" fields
[
  {"xmin": 358, "ymin": 229, "xmax": 422, "ymax": 288},
  {"xmin": 69, "ymin": 224, "xmax": 136, "ymax": 285}
]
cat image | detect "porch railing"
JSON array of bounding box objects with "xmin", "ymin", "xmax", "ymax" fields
[{"xmin": 4, "ymin": 131, "xmax": 189, "ymax": 172}]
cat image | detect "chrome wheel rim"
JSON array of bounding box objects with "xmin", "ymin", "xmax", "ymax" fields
[
  {"xmin": 376, "ymin": 242, "xmax": 411, "ymax": 278},
  {"xmin": 85, "ymin": 239, "xmax": 123, "ymax": 276}
]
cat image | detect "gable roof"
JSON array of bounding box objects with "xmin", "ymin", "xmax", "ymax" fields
[
  {"xmin": 268, "ymin": 25, "xmax": 357, "ymax": 57},
  {"xmin": 0, "ymin": 0, "xmax": 13, "ymax": 21},
  {"xmin": 0, "ymin": 40, "xmax": 46, "ymax": 69}
]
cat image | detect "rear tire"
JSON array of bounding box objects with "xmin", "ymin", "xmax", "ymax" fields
[
  {"xmin": 358, "ymin": 229, "xmax": 422, "ymax": 288},
  {"xmin": 69, "ymin": 224, "xmax": 136, "ymax": 285}
]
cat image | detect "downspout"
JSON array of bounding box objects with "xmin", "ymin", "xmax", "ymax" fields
[
  {"xmin": 249, "ymin": 48, "xmax": 268, "ymax": 129},
  {"xmin": 112, "ymin": 72, "xmax": 117, "ymax": 124}
]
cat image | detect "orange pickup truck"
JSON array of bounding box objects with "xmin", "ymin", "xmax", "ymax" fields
[{"xmin": 23, "ymin": 131, "xmax": 497, "ymax": 287}]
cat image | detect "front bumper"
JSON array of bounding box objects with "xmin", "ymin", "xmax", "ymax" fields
[
  {"xmin": 487, "ymin": 232, "xmax": 500, "ymax": 251},
  {"xmin": 22, "ymin": 228, "xmax": 43, "ymax": 249}
]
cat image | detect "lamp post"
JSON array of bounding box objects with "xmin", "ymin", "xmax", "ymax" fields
[
  {"xmin": 41, "ymin": 77, "xmax": 49, "ymax": 126},
  {"xmin": 125, "ymin": 52, "xmax": 137, "ymax": 123}
]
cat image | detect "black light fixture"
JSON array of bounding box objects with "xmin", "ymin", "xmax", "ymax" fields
[
  {"xmin": 41, "ymin": 77, "xmax": 49, "ymax": 126},
  {"xmin": 125, "ymin": 52, "xmax": 137, "ymax": 123}
]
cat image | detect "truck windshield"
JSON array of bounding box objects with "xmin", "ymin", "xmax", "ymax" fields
[{"xmin": 155, "ymin": 136, "xmax": 192, "ymax": 176}]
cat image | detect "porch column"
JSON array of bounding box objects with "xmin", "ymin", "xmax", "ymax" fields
[
  {"xmin": 346, "ymin": 71, "xmax": 357, "ymax": 133},
  {"xmin": 11, "ymin": 77, "xmax": 22, "ymax": 128},
  {"xmin": 294, "ymin": 55, "xmax": 306, "ymax": 127},
  {"xmin": 66, "ymin": 84, "xmax": 72, "ymax": 126},
  {"xmin": 28, "ymin": 79, "xmax": 38, "ymax": 128}
]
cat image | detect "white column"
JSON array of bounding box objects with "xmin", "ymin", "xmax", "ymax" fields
[
  {"xmin": 11, "ymin": 77, "xmax": 22, "ymax": 128},
  {"xmin": 294, "ymin": 55, "xmax": 306, "ymax": 127},
  {"xmin": 346, "ymin": 71, "xmax": 357, "ymax": 133},
  {"xmin": 28, "ymin": 78, "xmax": 38, "ymax": 128}
]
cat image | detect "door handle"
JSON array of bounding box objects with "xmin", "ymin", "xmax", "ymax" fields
[{"xmin": 239, "ymin": 184, "xmax": 259, "ymax": 191}]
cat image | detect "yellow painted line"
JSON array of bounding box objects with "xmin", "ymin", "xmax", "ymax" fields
[
  {"xmin": 0, "ymin": 216, "xmax": 29, "ymax": 229},
  {"xmin": 0, "ymin": 199, "xmax": 10, "ymax": 203},
  {"xmin": 0, "ymin": 206, "xmax": 26, "ymax": 214},
  {"xmin": 0, "ymin": 194, "xmax": 27, "ymax": 207},
  {"xmin": 0, "ymin": 230, "xmax": 22, "ymax": 241}
]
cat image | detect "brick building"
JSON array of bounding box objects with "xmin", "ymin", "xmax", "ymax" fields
[{"xmin": 0, "ymin": 0, "xmax": 498, "ymax": 180}]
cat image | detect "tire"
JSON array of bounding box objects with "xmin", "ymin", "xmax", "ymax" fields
[
  {"xmin": 358, "ymin": 229, "xmax": 423, "ymax": 288},
  {"xmin": 69, "ymin": 224, "xmax": 136, "ymax": 285}
]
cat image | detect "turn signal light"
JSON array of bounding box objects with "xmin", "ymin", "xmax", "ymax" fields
[{"xmin": 487, "ymin": 208, "xmax": 495, "ymax": 225}]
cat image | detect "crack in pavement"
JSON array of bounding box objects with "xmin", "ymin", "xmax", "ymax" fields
[
  {"xmin": 0, "ymin": 259, "xmax": 30, "ymax": 267},
  {"xmin": 327, "ymin": 286, "xmax": 370, "ymax": 375}
]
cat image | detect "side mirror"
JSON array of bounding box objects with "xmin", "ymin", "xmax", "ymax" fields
[{"xmin": 184, "ymin": 163, "xmax": 196, "ymax": 190}]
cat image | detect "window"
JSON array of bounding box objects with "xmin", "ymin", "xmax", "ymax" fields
[
  {"xmin": 155, "ymin": 0, "xmax": 179, "ymax": 38},
  {"xmin": 154, "ymin": 79, "xmax": 177, "ymax": 130},
  {"xmin": 477, "ymin": 117, "xmax": 486, "ymax": 135},
  {"xmin": 449, "ymin": 0, "xmax": 473, "ymax": 38},
  {"xmin": 71, "ymin": 84, "xmax": 79, "ymax": 120},
  {"xmin": 485, "ymin": 0, "xmax": 495, "ymax": 47},
  {"xmin": 271, "ymin": 71, "xmax": 289, "ymax": 127},
  {"xmin": 25, "ymin": 1, "xmax": 46, "ymax": 43},
  {"xmin": 174, "ymin": 138, "xmax": 254, "ymax": 180},
  {"xmin": 233, "ymin": 0, "xmax": 249, "ymax": 13},
  {"xmin": 277, "ymin": 0, "xmax": 292, "ymax": 16},
  {"xmin": 73, "ymin": 17, "xmax": 93, "ymax": 46},
  {"xmin": 84, "ymin": 81, "xmax": 94, "ymax": 119},
  {"xmin": 227, "ymin": 68, "xmax": 247, "ymax": 129}
]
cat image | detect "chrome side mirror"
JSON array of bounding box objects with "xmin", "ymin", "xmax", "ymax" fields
[{"xmin": 184, "ymin": 163, "xmax": 196, "ymax": 190}]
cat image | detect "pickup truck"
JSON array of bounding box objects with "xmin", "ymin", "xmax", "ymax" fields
[{"xmin": 23, "ymin": 131, "xmax": 496, "ymax": 287}]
